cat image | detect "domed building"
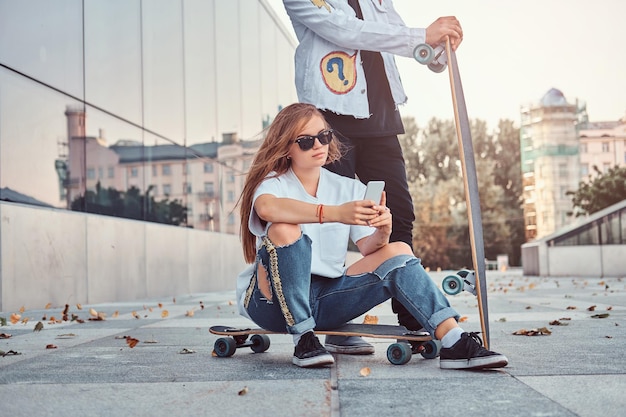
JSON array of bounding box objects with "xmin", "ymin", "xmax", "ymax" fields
[{"xmin": 520, "ymin": 88, "xmax": 582, "ymax": 241}]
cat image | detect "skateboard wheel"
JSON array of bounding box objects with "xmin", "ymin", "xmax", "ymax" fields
[
  {"xmin": 413, "ymin": 44, "xmax": 434, "ymax": 65},
  {"xmin": 427, "ymin": 61, "xmax": 447, "ymax": 73},
  {"xmin": 250, "ymin": 334, "xmax": 271, "ymax": 353},
  {"xmin": 214, "ymin": 337, "xmax": 237, "ymax": 357},
  {"xmin": 442, "ymin": 275, "xmax": 464, "ymax": 295},
  {"xmin": 387, "ymin": 342, "xmax": 412, "ymax": 365},
  {"xmin": 420, "ymin": 340, "xmax": 441, "ymax": 359}
]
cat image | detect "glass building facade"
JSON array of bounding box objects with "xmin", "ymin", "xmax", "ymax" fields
[{"xmin": 0, "ymin": 0, "xmax": 296, "ymax": 231}]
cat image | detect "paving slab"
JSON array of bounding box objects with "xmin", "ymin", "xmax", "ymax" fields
[{"xmin": 0, "ymin": 269, "xmax": 624, "ymax": 416}]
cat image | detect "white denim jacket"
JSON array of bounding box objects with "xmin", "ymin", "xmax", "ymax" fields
[{"xmin": 283, "ymin": 0, "xmax": 426, "ymax": 118}]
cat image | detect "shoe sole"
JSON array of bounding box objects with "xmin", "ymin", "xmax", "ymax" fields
[
  {"xmin": 292, "ymin": 353, "xmax": 335, "ymax": 368},
  {"xmin": 440, "ymin": 354, "xmax": 508, "ymax": 370},
  {"xmin": 325, "ymin": 344, "xmax": 375, "ymax": 355}
]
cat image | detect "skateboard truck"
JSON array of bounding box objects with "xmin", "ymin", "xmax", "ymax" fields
[
  {"xmin": 442, "ymin": 269, "xmax": 477, "ymax": 296},
  {"xmin": 412, "ymin": 43, "xmax": 447, "ymax": 73}
]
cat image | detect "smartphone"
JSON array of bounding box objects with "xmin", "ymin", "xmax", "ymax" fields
[{"xmin": 363, "ymin": 180, "xmax": 385, "ymax": 205}]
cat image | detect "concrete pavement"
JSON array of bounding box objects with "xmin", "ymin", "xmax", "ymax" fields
[{"xmin": 1, "ymin": 269, "xmax": 625, "ymax": 417}]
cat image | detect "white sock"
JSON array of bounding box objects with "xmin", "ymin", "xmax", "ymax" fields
[{"xmin": 441, "ymin": 327, "xmax": 464, "ymax": 348}]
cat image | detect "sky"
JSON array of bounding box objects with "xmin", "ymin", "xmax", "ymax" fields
[{"xmin": 266, "ymin": 0, "xmax": 626, "ymax": 131}]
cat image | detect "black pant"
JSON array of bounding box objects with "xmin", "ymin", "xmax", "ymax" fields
[{"xmin": 324, "ymin": 134, "xmax": 423, "ymax": 331}]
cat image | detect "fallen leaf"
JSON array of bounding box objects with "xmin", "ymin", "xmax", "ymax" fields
[
  {"xmin": 46, "ymin": 344, "xmax": 58, "ymax": 349},
  {"xmin": 185, "ymin": 309, "xmax": 195, "ymax": 317},
  {"xmin": 161, "ymin": 310, "xmax": 169, "ymax": 319},
  {"xmin": 45, "ymin": 303, "xmax": 52, "ymax": 309},
  {"xmin": 200, "ymin": 301, "xmax": 205, "ymax": 310},
  {"xmin": 10, "ymin": 313, "xmax": 21, "ymax": 324},
  {"xmin": 19, "ymin": 306, "xmax": 25, "ymax": 313},
  {"xmin": 34, "ymin": 322, "xmax": 44, "ymax": 332},
  {"xmin": 566, "ymin": 306, "xmax": 577, "ymax": 310},
  {"xmin": 89, "ymin": 308, "xmax": 98, "ymax": 317},
  {"xmin": 238, "ymin": 386, "xmax": 249, "ymax": 396},
  {"xmin": 0, "ymin": 333, "xmax": 11, "ymax": 339},
  {"xmin": 607, "ymin": 306, "xmax": 613, "ymax": 311},
  {"xmin": 362, "ymin": 314, "xmax": 378, "ymax": 324},
  {"xmin": 1, "ymin": 350, "xmax": 22, "ymax": 357},
  {"xmin": 591, "ymin": 313, "xmax": 610, "ymax": 319},
  {"xmin": 179, "ymin": 348, "xmax": 196, "ymax": 354},
  {"xmin": 359, "ymin": 367, "xmax": 371, "ymax": 377},
  {"xmin": 211, "ymin": 350, "xmax": 218, "ymax": 357},
  {"xmin": 587, "ymin": 305, "xmax": 597, "ymax": 312},
  {"xmin": 549, "ymin": 320, "xmax": 568, "ymax": 326},
  {"xmin": 126, "ymin": 337, "xmax": 139, "ymax": 348},
  {"xmin": 144, "ymin": 338, "xmax": 158, "ymax": 344},
  {"xmin": 172, "ymin": 297, "xmax": 176, "ymax": 304},
  {"xmin": 513, "ymin": 327, "xmax": 552, "ymax": 336},
  {"xmin": 76, "ymin": 303, "xmax": 83, "ymax": 310},
  {"xmin": 56, "ymin": 333, "xmax": 76, "ymax": 339},
  {"xmin": 21, "ymin": 317, "xmax": 29, "ymax": 325},
  {"xmin": 158, "ymin": 303, "xmax": 163, "ymax": 309},
  {"xmin": 132, "ymin": 311, "xmax": 140, "ymax": 319},
  {"xmin": 112, "ymin": 311, "xmax": 119, "ymax": 318}
]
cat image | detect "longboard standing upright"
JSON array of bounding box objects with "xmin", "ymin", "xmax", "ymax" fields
[{"xmin": 414, "ymin": 38, "xmax": 491, "ymax": 349}]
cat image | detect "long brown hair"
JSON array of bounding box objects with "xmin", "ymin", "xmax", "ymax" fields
[{"xmin": 238, "ymin": 103, "xmax": 343, "ymax": 263}]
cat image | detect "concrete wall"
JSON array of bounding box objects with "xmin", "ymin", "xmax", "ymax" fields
[
  {"xmin": 0, "ymin": 202, "xmax": 247, "ymax": 312},
  {"xmin": 522, "ymin": 242, "xmax": 626, "ymax": 277}
]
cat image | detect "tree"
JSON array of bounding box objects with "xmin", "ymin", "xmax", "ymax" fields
[
  {"xmin": 71, "ymin": 183, "xmax": 187, "ymax": 226},
  {"xmin": 567, "ymin": 165, "xmax": 626, "ymax": 216}
]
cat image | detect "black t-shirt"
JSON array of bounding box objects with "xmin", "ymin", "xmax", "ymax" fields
[{"xmin": 321, "ymin": 0, "xmax": 404, "ymax": 138}]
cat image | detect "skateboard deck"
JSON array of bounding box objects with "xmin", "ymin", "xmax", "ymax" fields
[
  {"xmin": 413, "ymin": 39, "xmax": 491, "ymax": 349},
  {"xmin": 209, "ymin": 323, "xmax": 440, "ymax": 365}
]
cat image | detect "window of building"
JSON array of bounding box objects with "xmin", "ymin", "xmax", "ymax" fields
[
  {"xmin": 98, "ymin": 167, "xmax": 104, "ymax": 179},
  {"xmin": 184, "ymin": 182, "xmax": 192, "ymax": 193},
  {"xmin": 228, "ymin": 213, "xmax": 235, "ymax": 225},
  {"xmin": 600, "ymin": 213, "xmax": 621, "ymax": 245},
  {"xmin": 108, "ymin": 167, "xmax": 115, "ymax": 178},
  {"xmin": 603, "ymin": 163, "xmax": 611, "ymax": 173},
  {"xmin": 87, "ymin": 168, "xmax": 96, "ymax": 180},
  {"xmin": 204, "ymin": 182, "xmax": 214, "ymax": 196},
  {"xmin": 162, "ymin": 164, "xmax": 171, "ymax": 176},
  {"xmin": 204, "ymin": 162, "xmax": 213, "ymax": 173},
  {"xmin": 182, "ymin": 163, "xmax": 188, "ymax": 175},
  {"xmin": 130, "ymin": 167, "xmax": 138, "ymax": 177},
  {"xmin": 602, "ymin": 142, "xmax": 610, "ymax": 152},
  {"xmin": 580, "ymin": 143, "xmax": 587, "ymax": 153},
  {"xmin": 226, "ymin": 171, "xmax": 235, "ymax": 183},
  {"xmin": 152, "ymin": 165, "xmax": 158, "ymax": 176},
  {"xmin": 227, "ymin": 190, "xmax": 235, "ymax": 202},
  {"xmin": 581, "ymin": 164, "xmax": 589, "ymax": 176},
  {"xmin": 558, "ymin": 163, "xmax": 567, "ymax": 178},
  {"xmin": 163, "ymin": 184, "xmax": 171, "ymax": 196}
]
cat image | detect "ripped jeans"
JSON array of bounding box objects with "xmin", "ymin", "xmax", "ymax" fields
[{"xmin": 243, "ymin": 233, "xmax": 459, "ymax": 337}]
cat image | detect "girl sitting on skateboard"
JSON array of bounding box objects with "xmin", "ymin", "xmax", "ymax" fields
[{"xmin": 235, "ymin": 103, "xmax": 507, "ymax": 370}]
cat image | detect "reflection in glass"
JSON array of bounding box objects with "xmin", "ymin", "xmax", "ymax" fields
[
  {"xmin": 0, "ymin": 0, "xmax": 84, "ymax": 99},
  {"xmin": 0, "ymin": 68, "xmax": 80, "ymax": 208},
  {"xmin": 84, "ymin": 0, "xmax": 142, "ymax": 126}
]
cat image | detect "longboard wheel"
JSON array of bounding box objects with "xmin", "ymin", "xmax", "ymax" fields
[
  {"xmin": 386, "ymin": 342, "xmax": 412, "ymax": 365},
  {"xmin": 428, "ymin": 61, "xmax": 447, "ymax": 73},
  {"xmin": 250, "ymin": 334, "xmax": 271, "ymax": 353},
  {"xmin": 420, "ymin": 340, "xmax": 441, "ymax": 359},
  {"xmin": 442, "ymin": 275, "xmax": 464, "ymax": 295},
  {"xmin": 214, "ymin": 337, "xmax": 237, "ymax": 357},
  {"xmin": 413, "ymin": 44, "xmax": 434, "ymax": 65}
]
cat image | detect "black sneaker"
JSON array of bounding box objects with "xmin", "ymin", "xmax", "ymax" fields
[
  {"xmin": 293, "ymin": 332, "xmax": 335, "ymax": 368},
  {"xmin": 440, "ymin": 332, "xmax": 508, "ymax": 370}
]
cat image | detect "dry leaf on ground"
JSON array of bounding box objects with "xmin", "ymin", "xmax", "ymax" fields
[
  {"xmin": 513, "ymin": 327, "xmax": 552, "ymax": 336},
  {"xmin": 359, "ymin": 367, "xmax": 371, "ymax": 377},
  {"xmin": 238, "ymin": 386, "xmax": 249, "ymax": 396},
  {"xmin": 126, "ymin": 337, "xmax": 139, "ymax": 348},
  {"xmin": 362, "ymin": 314, "xmax": 378, "ymax": 324}
]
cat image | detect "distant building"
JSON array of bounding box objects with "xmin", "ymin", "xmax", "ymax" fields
[
  {"xmin": 520, "ymin": 88, "xmax": 584, "ymax": 240},
  {"xmin": 579, "ymin": 117, "xmax": 626, "ymax": 177}
]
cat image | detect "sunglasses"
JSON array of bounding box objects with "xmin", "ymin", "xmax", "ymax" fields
[{"xmin": 294, "ymin": 129, "xmax": 334, "ymax": 151}]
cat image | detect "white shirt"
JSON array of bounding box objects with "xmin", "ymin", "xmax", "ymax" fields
[{"xmin": 236, "ymin": 168, "xmax": 375, "ymax": 317}]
